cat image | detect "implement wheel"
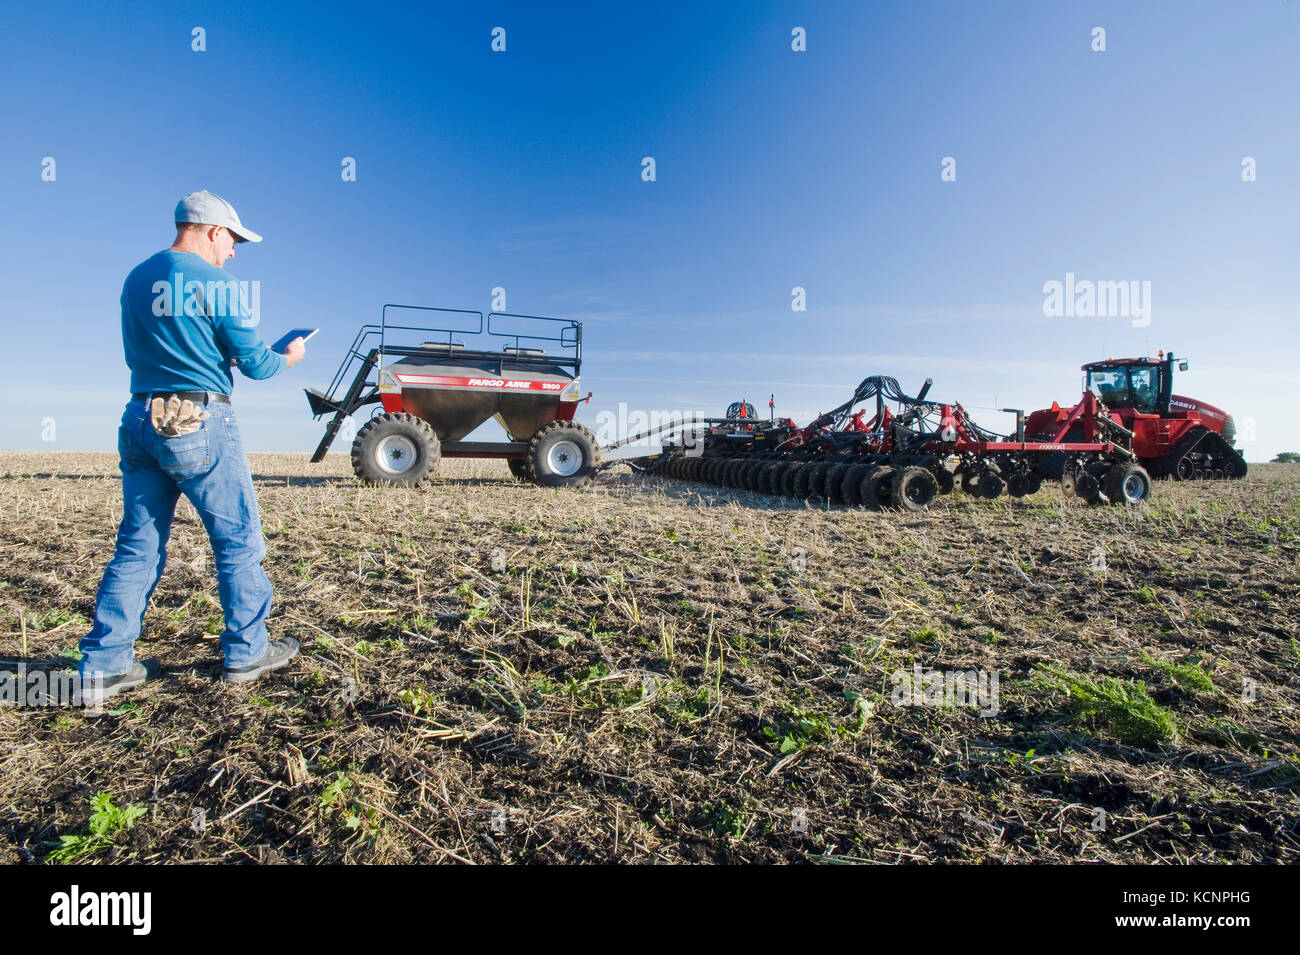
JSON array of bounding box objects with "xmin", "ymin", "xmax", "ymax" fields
[
  {"xmin": 976, "ymin": 470, "xmax": 1005, "ymax": 499},
  {"xmin": 1071, "ymin": 472, "xmax": 1102, "ymax": 509},
  {"xmin": 891, "ymin": 466, "xmax": 939, "ymax": 512},
  {"xmin": 758, "ymin": 460, "xmax": 785, "ymax": 494},
  {"xmin": 352, "ymin": 412, "xmax": 441, "ymax": 486},
  {"xmin": 1006, "ymin": 470, "xmax": 1042, "ymax": 497},
  {"xmin": 841, "ymin": 464, "xmax": 872, "ymax": 507},
  {"xmin": 861, "ymin": 466, "xmax": 895, "ymax": 510},
  {"xmin": 824, "ymin": 463, "xmax": 853, "ymax": 504},
  {"xmin": 507, "ymin": 457, "xmax": 529, "ymax": 480},
  {"xmin": 805, "ymin": 461, "xmax": 835, "ymax": 500},
  {"xmin": 526, "ymin": 421, "xmax": 600, "ymax": 487},
  {"xmin": 781, "ymin": 461, "xmax": 805, "ymax": 497},
  {"xmin": 793, "ymin": 460, "xmax": 821, "ymax": 498},
  {"xmin": 1103, "ymin": 463, "xmax": 1152, "ymax": 505}
]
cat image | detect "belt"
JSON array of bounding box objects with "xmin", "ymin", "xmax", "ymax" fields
[{"xmin": 132, "ymin": 391, "xmax": 231, "ymax": 405}]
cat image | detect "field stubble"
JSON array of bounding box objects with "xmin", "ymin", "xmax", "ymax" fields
[{"xmin": 1, "ymin": 451, "xmax": 1297, "ymax": 863}]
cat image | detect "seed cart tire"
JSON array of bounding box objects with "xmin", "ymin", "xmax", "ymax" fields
[
  {"xmin": 525, "ymin": 421, "xmax": 600, "ymax": 487},
  {"xmin": 352, "ymin": 412, "xmax": 441, "ymax": 486},
  {"xmin": 891, "ymin": 467, "xmax": 939, "ymax": 512},
  {"xmin": 507, "ymin": 457, "xmax": 529, "ymax": 480}
]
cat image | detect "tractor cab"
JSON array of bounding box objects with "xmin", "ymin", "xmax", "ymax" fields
[
  {"xmin": 1082, "ymin": 352, "xmax": 1187, "ymax": 417},
  {"xmin": 1029, "ymin": 351, "xmax": 1243, "ymax": 480},
  {"xmin": 725, "ymin": 400, "xmax": 757, "ymax": 420}
]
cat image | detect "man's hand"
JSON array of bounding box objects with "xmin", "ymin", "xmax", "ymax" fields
[
  {"xmin": 151, "ymin": 396, "xmax": 210, "ymax": 436},
  {"xmin": 284, "ymin": 337, "xmax": 306, "ymax": 368}
]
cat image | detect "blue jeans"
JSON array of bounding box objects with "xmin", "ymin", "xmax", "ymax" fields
[{"xmin": 79, "ymin": 399, "xmax": 273, "ymax": 678}]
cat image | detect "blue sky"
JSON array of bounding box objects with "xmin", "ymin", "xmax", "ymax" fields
[{"xmin": 1, "ymin": 0, "xmax": 1297, "ymax": 459}]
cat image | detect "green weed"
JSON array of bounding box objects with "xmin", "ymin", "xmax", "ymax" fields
[
  {"xmin": 763, "ymin": 706, "xmax": 848, "ymax": 753},
  {"xmin": 1036, "ymin": 666, "xmax": 1176, "ymax": 748},
  {"xmin": 317, "ymin": 772, "xmax": 380, "ymax": 837},
  {"xmin": 45, "ymin": 793, "xmax": 147, "ymax": 863},
  {"xmin": 1139, "ymin": 651, "xmax": 1215, "ymax": 692},
  {"xmin": 703, "ymin": 798, "xmax": 750, "ymax": 840},
  {"xmin": 397, "ymin": 686, "xmax": 437, "ymax": 716}
]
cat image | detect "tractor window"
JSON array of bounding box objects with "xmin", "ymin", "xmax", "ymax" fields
[
  {"xmin": 1087, "ymin": 368, "xmax": 1129, "ymax": 406},
  {"xmin": 1129, "ymin": 367, "xmax": 1158, "ymax": 413}
]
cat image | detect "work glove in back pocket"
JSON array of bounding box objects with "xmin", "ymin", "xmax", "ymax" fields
[{"xmin": 154, "ymin": 424, "xmax": 212, "ymax": 483}]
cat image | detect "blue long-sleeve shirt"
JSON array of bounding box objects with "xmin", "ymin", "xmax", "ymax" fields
[{"xmin": 122, "ymin": 250, "xmax": 286, "ymax": 395}]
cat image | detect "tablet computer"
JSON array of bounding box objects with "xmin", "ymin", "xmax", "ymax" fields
[{"xmin": 271, "ymin": 328, "xmax": 319, "ymax": 353}]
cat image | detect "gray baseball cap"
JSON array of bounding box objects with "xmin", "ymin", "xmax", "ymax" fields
[{"xmin": 174, "ymin": 190, "xmax": 263, "ymax": 243}]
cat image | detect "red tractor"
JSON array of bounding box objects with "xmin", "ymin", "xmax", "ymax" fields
[{"xmin": 1025, "ymin": 352, "xmax": 1246, "ymax": 480}]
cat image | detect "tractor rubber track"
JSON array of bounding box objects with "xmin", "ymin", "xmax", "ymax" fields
[{"xmin": 1148, "ymin": 426, "xmax": 1248, "ymax": 480}]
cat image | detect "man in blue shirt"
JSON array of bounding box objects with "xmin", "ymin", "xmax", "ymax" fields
[{"xmin": 79, "ymin": 191, "xmax": 307, "ymax": 704}]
